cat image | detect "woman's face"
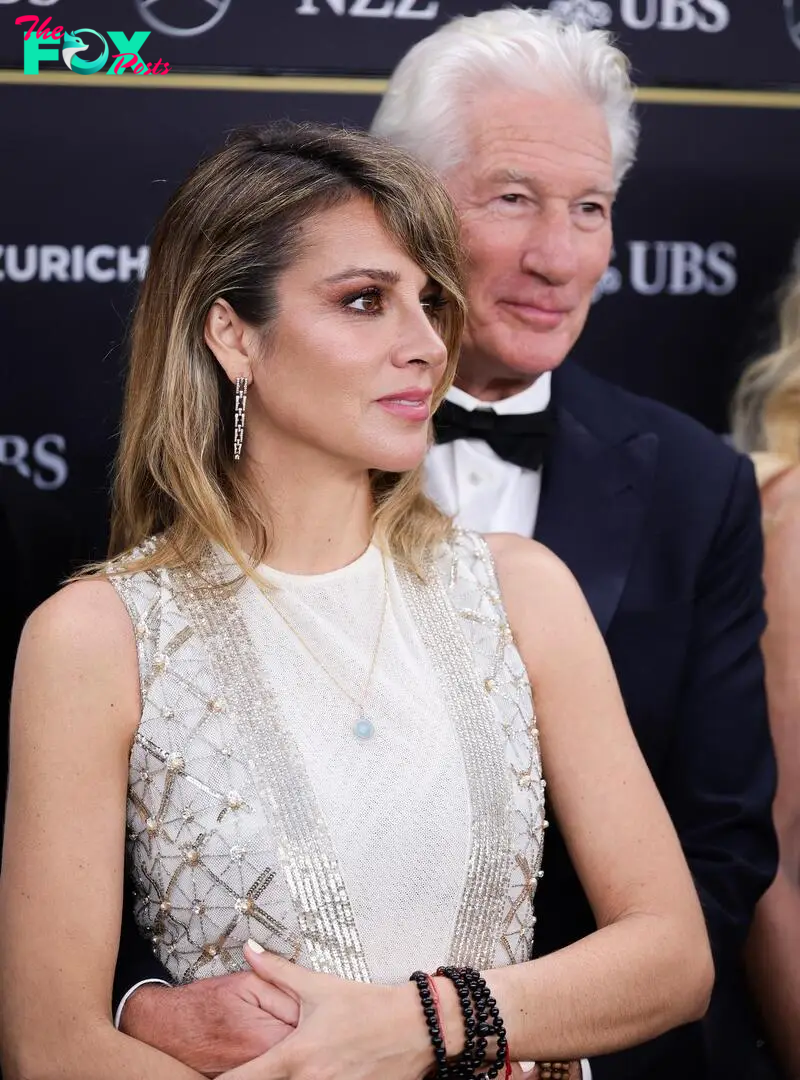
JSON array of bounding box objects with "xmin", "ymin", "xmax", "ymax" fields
[{"xmin": 247, "ymin": 196, "xmax": 451, "ymax": 475}]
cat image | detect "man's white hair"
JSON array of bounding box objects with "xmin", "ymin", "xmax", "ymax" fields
[{"xmin": 371, "ymin": 7, "xmax": 639, "ymax": 189}]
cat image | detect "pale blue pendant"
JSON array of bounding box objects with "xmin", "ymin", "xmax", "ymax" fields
[{"xmin": 353, "ymin": 716, "xmax": 375, "ymax": 741}]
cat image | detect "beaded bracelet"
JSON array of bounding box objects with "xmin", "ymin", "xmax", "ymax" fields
[
  {"xmin": 410, "ymin": 970, "xmax": 449, "ymax": 1078},
  {"xmin": 538, "ymin": 1064, "xmax": 572, "ymax": 1079},
  {"xmin": 426, "ymin": 975, "xmax": 447, "ymax": 1056},
  {"xmin": 413, "ymin": 964, "xmax": 571, "ymax": 1080},
  {"xmin": 462, "ymin": 967, "xmax": 508, "ymax": 1080},
  {"xmin": 436, "ymin": 966, "xmax": 509, "ymax": 1080},
  {"xmin": 435, "ymin": 966, "xmax": 480, "ymax": 1078}
]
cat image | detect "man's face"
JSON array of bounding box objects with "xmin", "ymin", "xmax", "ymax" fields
[{"xmin": 445, "ymin": 89, "xmax": 615, "ymax": 396}]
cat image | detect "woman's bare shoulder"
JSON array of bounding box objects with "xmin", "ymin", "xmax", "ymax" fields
[
  {"xmin": 16, "ymin": 578, "xmax": 141, "ymax": 734},
  {"xmin": 10, "ymin": 577, "xmax": 143, "ymax": 754},
  {"xmin": 484, "ymin": 532, "xmax": 578, "ymax": 592},
  {"xmin": 23, "ymin": 577, "xmax": 133, "ymax": 654},
  {"xmin": 762, "ymin": 463, "xmax": 800, "ymax": 524},
  {"xmin": 482, "ymin": 533, "xmax": 589, "ymax": 635}
]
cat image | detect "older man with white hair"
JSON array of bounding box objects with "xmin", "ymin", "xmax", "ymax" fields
[
  {"xmin": 371, "ymin": 10, "xmax": 778, "ymax": 1080},
  {"xmin": 111, "ymin": 10, "xmax": 778, "ymax": 1080}
]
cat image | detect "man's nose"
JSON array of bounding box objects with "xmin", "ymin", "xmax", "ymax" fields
[{"xmin": 520, "ymin": 206, "xmax": 579, "ymax": 285}]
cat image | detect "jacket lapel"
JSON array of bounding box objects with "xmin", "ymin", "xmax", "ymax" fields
[{"xmin": 534, "ymin": 368, "xmax": 658, "ymax": 635}]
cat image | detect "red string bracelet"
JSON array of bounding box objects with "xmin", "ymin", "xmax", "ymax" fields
[{"xmin": 504, "ymin": 1045, "xmax": 512, "ymax": 1079}]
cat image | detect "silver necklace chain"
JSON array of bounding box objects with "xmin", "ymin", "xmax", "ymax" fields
[{"xmin": 255, "ymin": 550, "xmax": 390, "ymax": 742}]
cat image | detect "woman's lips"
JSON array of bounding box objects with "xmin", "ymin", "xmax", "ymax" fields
[
  {"xmin": 499, "ymin": 300, "xmax": 570, "ymax": 330},
  {"xmin": 377, "ymin": 396, "xmax": 431, "ymax": 421}
]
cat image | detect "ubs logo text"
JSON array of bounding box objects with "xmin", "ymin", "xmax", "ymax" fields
[
  {"xmin": 595, "ymin": 241, "xmax": 738, "ymax": 300},
  {"xmin": 619, "ymin": 0, "xmax": 729, "ymax": 32}
]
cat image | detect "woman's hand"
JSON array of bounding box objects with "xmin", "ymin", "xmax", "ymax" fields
[{"xmin": 220, "ymin": 942, "xmax": 435, "ymax": 1080}]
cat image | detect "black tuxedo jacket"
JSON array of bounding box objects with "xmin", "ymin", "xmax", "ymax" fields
[
  {"xmin": 114, "ymin": 361, "xmax": 778, "ymax": 1078},
  {"xmin": 531, "ymin": 362, "xmax": 778, "ymax": 1079}
]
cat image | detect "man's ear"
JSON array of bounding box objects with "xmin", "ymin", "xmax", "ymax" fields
[{"xmin": 205, "ymin": 298, "xmax": 253, "ymax": 384}]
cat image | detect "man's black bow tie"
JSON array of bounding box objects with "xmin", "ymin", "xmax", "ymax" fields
[{"xmin": 434, "ymin": 399, "xmax": 555, "ymax": 471}]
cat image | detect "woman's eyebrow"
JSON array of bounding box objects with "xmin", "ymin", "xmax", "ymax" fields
[{"xmin": 322, "ymin": 267, "xmax": 402, "ymax": 285}]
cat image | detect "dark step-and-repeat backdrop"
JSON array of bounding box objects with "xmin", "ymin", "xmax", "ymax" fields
[{"xmin": 1, "ymin": 0, "xmax": 800, "ymax": 678}]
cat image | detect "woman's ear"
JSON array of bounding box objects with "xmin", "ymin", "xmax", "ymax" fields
[{"xmin": 205, "ymin": 298, "xmax": 253, "ymax": 385}]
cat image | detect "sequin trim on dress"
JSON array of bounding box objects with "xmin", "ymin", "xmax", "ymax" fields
[{"xmin": 169, "ymin": 556, "xmax": 372, "ymax": 982}]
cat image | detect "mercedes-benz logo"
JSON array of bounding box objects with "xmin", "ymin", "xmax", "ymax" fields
[
  {"xmin": 785, "ymin": 0, "xmax": 800, "ymax": 51},
  {"xmin": 135, "ymin": 0, "xmax": 232, "ymax": 38},
  {"xmin": 548, "ymin": 0, "xmax": 613, "ymax": 30}
]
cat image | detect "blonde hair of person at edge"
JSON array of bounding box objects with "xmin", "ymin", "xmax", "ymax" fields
[
  {"xmin": 0, "ymin": 85, "xmax": 710, "ymax": 1080},
  {"xmin": 732, "ymin": 261, "xmax": 800, "ymax": 1080}
]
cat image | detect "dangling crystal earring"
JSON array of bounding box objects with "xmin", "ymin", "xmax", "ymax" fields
[{"xmin": 233, "ymin": 376, "xmax": 248, "ymax": 461}]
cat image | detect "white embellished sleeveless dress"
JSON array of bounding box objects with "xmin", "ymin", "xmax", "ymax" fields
[{"xmin": 109, "ymin": 529, "xmax": 546, "ymax": 985}]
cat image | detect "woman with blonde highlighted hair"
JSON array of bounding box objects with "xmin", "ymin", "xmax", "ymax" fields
[
  {"xmin": 733, "ymin": 268, "xmax": 800, "ymax": 1079},
  {"xmin": 0, "ymin": 122, "xmax": 710, "ymax": 1080}
]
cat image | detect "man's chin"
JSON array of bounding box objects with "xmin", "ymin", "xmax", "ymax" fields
[
  {"xmin": 458, "ymin": 327, "xmax": 574, "ymax": 390},
  {"xmin": 494, "ymin": 334, "xmax": 572, "ymax": 378}
]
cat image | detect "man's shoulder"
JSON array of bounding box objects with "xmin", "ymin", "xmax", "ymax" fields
[{"xmin": 556, "ymin": 362, "xmax": 744, "ymax": 482}]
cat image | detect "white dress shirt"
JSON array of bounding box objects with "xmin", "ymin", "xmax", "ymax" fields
[{"xmin": 425, "ymin": 372, "xmax": 552, "ymax": 537}]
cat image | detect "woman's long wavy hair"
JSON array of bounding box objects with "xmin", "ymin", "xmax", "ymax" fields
[
  {"xmin": 732, "ymin": 269, "xmax": 800, "ymax": 486},
  {"xmin": 105, "ymin": 122, "xmax": 466, "ymax": 580}
]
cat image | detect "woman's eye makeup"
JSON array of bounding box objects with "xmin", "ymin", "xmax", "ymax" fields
[
  {"xmin": 340, "ymin": 284, "xmax": 449, "ymax": 320},
  {"xmin": 342, "ymin": 287, "xmax": 383, "ymax": 314},
  {"xmin": 421, "ymin": 293, "xmax": 449, "ymax": 321}
]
